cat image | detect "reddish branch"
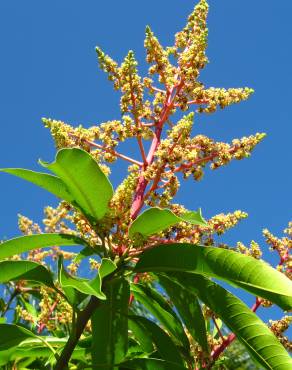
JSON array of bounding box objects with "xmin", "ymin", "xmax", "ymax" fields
[
  {"xmin": 70, "ymin": 136, "xmax": 143, "ymax": 167},
  {"xmin": 130, "ymin": 80, "xmax": 185, "ymax": 219}
]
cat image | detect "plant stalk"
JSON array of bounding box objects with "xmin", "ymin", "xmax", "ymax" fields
[{"xmin": 54, "ymin": 296, "xmax": 100, "ymax": 370}]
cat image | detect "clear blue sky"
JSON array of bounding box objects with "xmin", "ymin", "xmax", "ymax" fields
[{"xmin": 0, "ymin": 1, "xmax": 291, "ymax": 326}]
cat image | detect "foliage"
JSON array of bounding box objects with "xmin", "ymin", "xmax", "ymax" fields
[{"xmin": 0, "ymin": 1, "xmax": 291, "ymax": 369}]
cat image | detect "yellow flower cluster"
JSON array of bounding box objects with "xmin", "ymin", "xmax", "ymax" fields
[
  {"xmin": 96, "ymin": 48, "xmax": 153, "ymax": 120},
  {"xmin": 263, "ymin": 222, "xmax": 292, "ymax": 278},
  {"xmin": 16, "ymin": 305, "xmax": 35, "ymax": 324},
  {"xmin": 196, "ymin": 87, "xmax": 254, "ymax": 113},
  {"xmin": 38, "ymin": 288, "xmax": 73, "ymax": 330},
  {"xmin": 176, "ymin": 0, "xmax": 209, "ymax": 77},
  {"xmin": 269, "ymin": 316, "xmax": 292, "ymax": 352},
  {"xmin": 208, "ymin": 211, "xmax": 248, "ymax": 236},
  {"xmin": 236, "ymin": 240, "xmax": 262, "ymax": 259},
  {"xmin": 144, "ymin": 26, "xmax": 177, "ymax": 88},
  {"xmin": 43, "ymin": 202, "xmax": 74, "ymax": 234},
  {"xmin": 18, "ymin": 214, "xmax": 41, "ymax": 235}
]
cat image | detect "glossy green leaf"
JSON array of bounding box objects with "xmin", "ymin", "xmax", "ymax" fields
[
  {"xmin": 130, "ymin": 284, "xmax": 189, "ymax": 350},
  {"xmin": 73, "ymin": 245, "xmax": 102, "ymax": 263},
  {"xmin": 58, "ymin": 257, "xmax": 107, "ymax": 301},
  {"xmin": 0, "ymin": 324, "xmax": 37, "ymax": 350},
  {"xmin": 99, "ymin": 258, "xmax": 117, "ymax": 278},
  {"xmin": 119, "ymin": 358, "xmax": 187, "ymax": 370},
  {"xmin": 128, "ymin": 315, "xmax": 185, "ymax": 367},
  {"xmin": 0, "ymin": 233, "xmax": 86, "ymax": 260},
  {"xmin": 0, "ymin": 260, "xmax": 54, "ymax": 287},
  {"xmin": 128, "ymin": 317, "xmax": 154, "ymax": 353},
  {"xmin": 129, "ymin": 207, "xmax": 206, "ymax": 238},
  {"xmin": 178, "ymin": 208, "xmax": 207, "ymax": 226},
  {"xmin": 0, "ymin": 168, "xmax": 73, "ymax": 203},
  {"xmin": 166, "ymin": 272, "xmax": 292, "ymax": 370},
  {"xmin": 91, "ymin": 278, "xmax": 129, "ymax": 368},
  {"xmin": 40, "ymin": 148, "xmax": 113, "ymax": 222},
  {"xmin": 135, "ymin": 244, "xmax": 292, "ymax": 310},
  {"xmin": 157, "ymin": 274, "xmax": 209, "ymax": 353}
]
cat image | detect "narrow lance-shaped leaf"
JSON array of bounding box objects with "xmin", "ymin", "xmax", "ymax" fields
[
  {"xmin": 128, "ymin": 315, "xmax": 185, "ymax": 367},
  {"xmin": 130, "ymin": 283, "xmax": 190, "ymax": 350},
  {"xmin": 0, "ymin": 168, "xmax": 73, "ymax": 203},
  {"xmin": 0, "ymin": 233, "xmax": 87, "ymax": 261},
  {"xmin": 135, "ymin": 244, "xmax": 292, "ymax": 310},
  {"xmin": 91, "ymin": 278, "xmax": 129, "ymax": 368},
  {"xmin": 164, "ymin": 272, "xmax": 292, "ymax": 370},
  {"xmin": 157, "ymin": 274, "xmax": 209, "ymax": 353},
  {"xmin": 0, "ymin": 324, "xmax": 38, "ymax": 350},
  {"xmin": 40, "ymin": 148, "xmax": 113, "ymax": 222},
  {"xmin": 0, "ymin": 260, "xmax": 54, "ymax": 288},
  {"xmin": 129, "ymin": 207, "xmax": 207, "ymax": 238},
  {"xmin": 128, "ymin": 316, "xmax": 154, "ymax": 354}
]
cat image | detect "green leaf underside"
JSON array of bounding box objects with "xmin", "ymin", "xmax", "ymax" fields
[
  {"xmin": 0, "ymin": 233, "xmax": 86, "ymax": 260},
  {"xmin": 135, "ymin": 244, "xmax": 292, "ymax": 310},
  {"xmin": 0, "ymin": 168, "xmax": 73, "ymax": 203},
  {"xmin": 0, "ymin": 260, "xmax": 54, "ymax": 287},
  {"xmin": 0, "ymin": 324, "xmax": 37, "ymax": 350},
  {"xmin": 40, "ymin": 148, "xmax": 113, "ymax": 222},
  {"xmin": 129, "ymin": 207, "xmax": 207, "ymax": 238},
  {"xmin": 130, "ymin": 284, "xmax": 190, "ymax": 350},
  {"xmin": 128, "ymin": 315, "xmax": 185, "ymax": 367},
  {"xmin": 119, "ymin": 358, "xmax": 187, "ymax": 370},
  {"xmin": 163, "ymin": 273, "xmax": 292, "ymax": 370},
  {"xmin": 157, "ymin": 274, "xmax": 209, "ymax": 353},
  {"xmin": 58, "ymin": 257, "xmax": 106, "ymax": 301},
  {"xmin": 91, "ymin": 278, "xmax": 129, "ymax": 368}
]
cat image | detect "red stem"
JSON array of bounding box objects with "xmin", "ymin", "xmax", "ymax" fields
[{"xmin": 130, "ymin": 81, "xmax": 184, "ymax": 220}]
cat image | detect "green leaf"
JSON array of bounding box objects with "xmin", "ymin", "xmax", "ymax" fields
[
  {"xmin": 40, "ymin": 148, "xmax": 113, "ymax": 222},
  {"xmin": 129, "ymin": 207, "xmax": 206, "ymax": 238},
  {"xmin": 91, "ymin": 278, "xmax": 129, "ymax": 368},
  {"xmin": 0, "ymin": 260, "xmax": 54, "ymax": 287},
  {"xmin": 178, "ymin": 208, "xmax": 207, "ymax": 226},
  {"xmin": 119, "ymin": 358, "xmax": 187, "ymax": 370},
  {"xmin": 0, "ymin": 324, "xmax": 37, "ymax": 350},
  {"xmin": 0, "ymin": 168, "xmax": 73, "ymax": 203},
  {"xmin": 99, "ymin": 258, "xmax": 117, "ymax": 278},
  {"xmin": 0, "ymin": 233, "xmax": 86, "ymax": 260},
  {"xmin": 128, "ymin": 315, "xmax": 185, "ymax": 367},
  {"xmin": 166, "ymin": 273, "xmax": 292, "ymax": 370},
  {"xmin": 58, "ymin": 257, "xmax": 107, "ymax": 301},
  {"xmin": 157, "ymin": 274, "xmax": 209, "ymax": 353},
  {"xmin": 0, "ymin": 338, "xmax": 86, "ymax": 366},
  {"xmin": 135, "ymin": 244, "xmax": 292, "ymax": 310},
  {"xmin": 130, "ymin": 284, "xmax": 190, "ymax": 350},
  {"xmin": 128, "ymin": 317, "xmax": 154, "ymax": 354},
  {"xmin": 73, "ymin": 245, "xmax": 103, "ymax": 263}
]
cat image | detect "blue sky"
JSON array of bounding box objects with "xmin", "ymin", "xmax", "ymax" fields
[{"xmin": 0, "ymin": 1, "xmax": 291, "ymax": 327}]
